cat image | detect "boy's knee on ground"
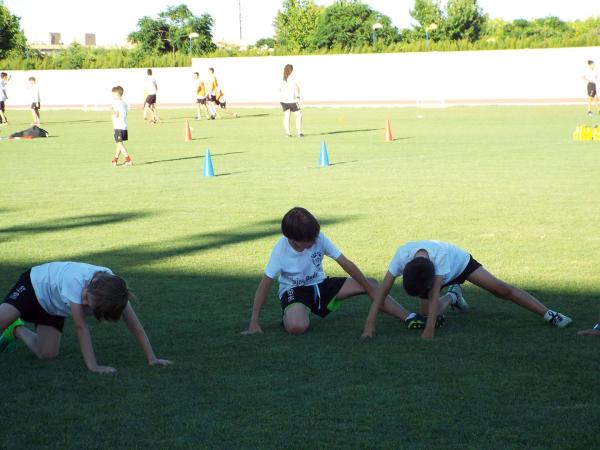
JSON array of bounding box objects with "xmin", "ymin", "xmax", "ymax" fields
[{"xmin": 283, "ymin": 306, "xmax": 310, "ymax": 334}]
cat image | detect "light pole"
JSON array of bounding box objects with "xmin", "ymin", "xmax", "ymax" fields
[
  {"xmin": 238, "ymin": 0, "xmax": 242, "ymax": 42},
  {"xmin": 188, "ymin": 32, "xmax": 199, "ymax": 54},
  {"xmin": 425, "ymin": 23, "xmax": 437, "ymax": 49},
  {"xmin": 372, "ymin": 22, "xmax": 383, "ymax": 46}
]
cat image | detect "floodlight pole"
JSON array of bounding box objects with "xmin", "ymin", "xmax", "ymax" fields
[{"xmin": 239, "ymin": 0, "xmax": 242, "ymax": 41}]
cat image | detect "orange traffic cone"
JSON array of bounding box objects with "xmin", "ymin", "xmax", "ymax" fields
[
  {"xmin": 184, "ymin": 120, "xmax": 192, "ymax": 142},
  {"xmin": 384, "ymin": 120, "xmax": 393, "ymax": 142}
]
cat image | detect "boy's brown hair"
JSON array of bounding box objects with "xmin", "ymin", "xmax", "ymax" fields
[
  {"xmin": 87, "ymin": 273, "xmax": 131, "ymax": 321},
  {"xmin": 28, "ymin": 76, "xmax": 36, "ymax": 82},
  {"xmin": 112, "ymin": 86, "xmax": 124, "ymax": 96},
  {"xmin": 281, "ymin": 207, "xmax": 320, "ymax": 242}
]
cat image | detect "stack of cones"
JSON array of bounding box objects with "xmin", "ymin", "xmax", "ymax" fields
[
  {"xmin": 184, "ymin": 120, "xmax": 192, "ymax": 142},
  {"xmin": 384, "ymin": 120, "xmax": 393, "ymax": 142}
]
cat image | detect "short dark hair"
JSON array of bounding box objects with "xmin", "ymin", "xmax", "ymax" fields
[
  {"xmin": 193, "ymin": 71, "xmax": 199, "ymax": 76},
  {"xmin": 208, "ymin": 67, "xmax": 214, "ymax": 73},
  {"xmin": 403, "ymin": 257, "xmax": 435, "ymax": 298},
  {"xmin": 112, "ymin": 85, "xmax": 124, "ymax": 96},
  {"xmin": 281, "ymin": 207, "xmax": 320, "ymax": 242},
  {"xmin": 87, "ymin": 272, "xmax": 131, "ymax": 322},
  {"xmin": 588, "ymin": 60, "xmax": 595, "ymax": 65},
  {"xmin": 147, "ymin": 68, "xmax": 153, "ymax": 75},
  {"xmin": 0, "ymin": 72, "xmax": 7, "ymax": 79},
  {"xmin": 28, "ymin": 76, "xmax": 36, "ymax": 82}
]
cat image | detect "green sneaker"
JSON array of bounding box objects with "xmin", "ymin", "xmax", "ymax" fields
[{"xmin": 0, "ymin": 319, "xmax": 24, "ymax": 352}]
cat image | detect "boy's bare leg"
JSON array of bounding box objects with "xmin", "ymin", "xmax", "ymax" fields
[
  {"xmin": 118, "ymin": 142, "xmax": 129, "ymax": 158},
  {"xmin": 295, "ymin": 110, "xmax": 303, "ymax": 135},
  {"xmin": 0, "ymin": 110, "xmax": 7, "ymax": 123},
  {"xmin": 467, "ymin": 267, "xmax": 547, "ymax": 316},
  {"xmin": 336, "ymin": 277, "xmax": 410, "ymax": 321},
  {"xmin": 283, "ymin": 303, "xmax": 310, "ymax": 334},
  {"xmin": 14, "ymin": 324, "xmax": 61, "ymax": 360},
  {"xmin": 283, "ymin": 110, "xmax": 291, "ymax": 135},
  {"xmin": 419, "ymin": 294, "xmax": 453, "ymax": 316},
  {"xmin": 0, "ymin": 303, "xmax": 21, "ymax": 332}
]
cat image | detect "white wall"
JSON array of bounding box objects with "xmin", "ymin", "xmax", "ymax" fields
[{"xmin": 2, "ymin": 46, "xmax": 598, "ymax": 109}]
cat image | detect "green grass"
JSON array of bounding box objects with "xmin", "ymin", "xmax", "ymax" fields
[{"xmin": 1, "ymin": 105, "xmax": 600, "ymax": 449}]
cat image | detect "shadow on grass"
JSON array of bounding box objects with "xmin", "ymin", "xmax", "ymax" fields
[
  {"xmin": 141, "ymin": 151, "xmax": 247, "ymax": 166},
  {"xmin": 237, "ymin": 113, "xmax": 270, "ymax": 119},
  {"xmin": 0, "ymin": 212, "xmax": 153, "ymax": 242},
  {"xmin": 316, "ymin": 128, "xmax": 380, "ymax": 136}
]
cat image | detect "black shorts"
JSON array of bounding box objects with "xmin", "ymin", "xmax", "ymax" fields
[
  {"xmin": 0, "ymin": 101, "xmax": 5, "ymax": 112},
  {"xmin": 216, "ymin": 100, "xmax": 226, "ymax": 108},
  {"xmin": 443, "ymin": 255, "xmax": 482, "ymax": 287},
  {"xmin": 114, "ymin": 129, "xmax": 128, "ymax": 143},
  {"xmin": 2, "ymin": 270, "xmax": 65, "ymax": 332},
  {"xmin": 281, "ymin": 102, "xmax": 300, "ymax": 112},
  {"xmin": 588, "ymin": 82, "xmax": 597, "ymax": 98},
  {"xmin": 31, "ymin": 102, "xmax": 40, "ymax": 111},
  {"xmin": 145, "ymin": 94, "xmax": 157, "ymax": 105},
  {"xmin": 196, "ymin": 97, "xmax": 206, "ymax": 105},
  {"xmin": 207, "ymin": 95, "xmax": 217, "ymax": 102},
  {"xmin": 280, "ymin": 277, "xmax": 347, "ymax": 318}
]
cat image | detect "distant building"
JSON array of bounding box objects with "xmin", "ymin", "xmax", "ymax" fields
[{"xmin": 29, "ymin": 32, "xmax": 132, "ymax": 53}]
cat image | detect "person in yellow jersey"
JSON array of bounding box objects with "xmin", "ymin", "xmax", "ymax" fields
[{"xmin": 193, "ymin": 72, "xmax": 210, "ymax": 120}]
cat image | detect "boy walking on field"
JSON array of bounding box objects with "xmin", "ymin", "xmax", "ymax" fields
[
  {"xmin": 0, "ymin": 262, "xmax": 170, "ymax": 373},
  {"xmin": 27, "ymin": 76, "xmax": 41, "ymax": 125},
  {"xmin": 361, "ymin": 240, "xmax": 572, "ymax": 340},
  {"xmin": 111, "ymin": 86, "xmax": 132, "ymax": 166},
  {"xmin": 0, "ymin": 72, "xmax": 11, "ymax": 126},
  {"xmin": 243, "ymin": 207, "xmax": 423, "ymax": 335}
]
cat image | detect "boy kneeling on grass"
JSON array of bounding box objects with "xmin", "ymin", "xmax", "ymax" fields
[
  {"xmin": 242, "ymin": 207, "xmax": 426, "ymax": 335},
  {"xmin": 361, "ymin": 240, "xmax": 572, "ymax": 340},
  {"xmin": 0, "ymin": 262, "xmax": 171, "ymax": 373}
]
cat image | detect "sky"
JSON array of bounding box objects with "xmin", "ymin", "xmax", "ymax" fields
[{"xmin": 4, "ymin": 0, "xmax": 600, "ymax": 46}]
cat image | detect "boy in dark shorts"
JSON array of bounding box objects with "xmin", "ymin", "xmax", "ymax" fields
[
  {"xmin": 0, "ymin": 72, "xmax": 10, "ymax": 126},
  {"xmin": 584, "ymin": 60, "xmax": 599, "ymax": 116},
  {"xmin": 0, "ymin": 262, "xmax": 170, "ymax": 373},
  {"xmin": 143, "ymin": 68, "xmax": 158, "ymax": 123},
  {"xmin": 111, "ymin": 86, "xmax": 132, "ymax": 166},
  {"xmin": 362, "ymin": 240, "xmax": 572, "ymax": 340},
  {"xmin": 242, "ymin": 207, "xmax": 419, "ymax": 335},
  {"xmin": 27, "ymin": 76, "xmax": 40, "ymax": 125}
]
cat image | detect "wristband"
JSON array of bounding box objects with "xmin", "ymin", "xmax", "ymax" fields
[{"xmin": 593, "ymin": 323, "xmax": 600, "ymax": 331}]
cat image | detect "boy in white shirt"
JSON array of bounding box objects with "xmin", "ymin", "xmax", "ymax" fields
[
  {"xmin": 362, "ymin": 240, "xmax": 572, "ymax": 340},
  {"xmin": 242, "ymin": 207, "xmax": 420, "ymax": 335},
  {"xmin": 111, "ymin": 86, "xmax": 132, "ymax": 166},
  {"xmin": 584, "ymin": 60, "xmax": 599, "ymax": 116},
  {"xmin": 0, "ymin": 72, "xmax": 10, "ymax": 126},
  {"xmin": 0, "ymin": 262, "xmax": 170, "ymax": 373},
  {"xmin": 143, "ymin": 68, "xmax": 158, "ymax": 123},
  {"xmin": 27, "ymin": 76, "xmax": 40, "ymax": 125}
]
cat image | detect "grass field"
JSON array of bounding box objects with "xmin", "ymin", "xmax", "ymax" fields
[{"xmin": 1, "ymin": 105, "xmax": 600, "ymax": 449}]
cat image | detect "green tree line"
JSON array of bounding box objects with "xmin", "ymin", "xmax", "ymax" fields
[{"xmin": 0, "ymin": 0, "xmax": 599, "ymax": 70}]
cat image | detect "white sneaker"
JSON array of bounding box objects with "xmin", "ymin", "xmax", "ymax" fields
[
  {"xmin": 448, "ymin": 284, "xmax": 469, "ymax": 313},
  {"xmin": 544, "ymin": 310, "xmax": 572, "ymax": 328}
]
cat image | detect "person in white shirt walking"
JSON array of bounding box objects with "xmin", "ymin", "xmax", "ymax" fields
[
  {"xmin": 27, "ymin": 76, "xmax": 41, "ymax": 125},
  {"xmin": 584, "ymin": 60, "xmax": 599, "ymax": 116},
  {"xmin": 279, "ymin": 64, "xmax": 303, "ymax": 137},
  {"xmin": 111, "ymin": 86, "xmax": 132, "ymax": 166},
  {"xmin": 143, "ymin": 68, "xmax": 158, "ymax": 123},
  {"xmin": 0, "ymin": 72, "xmax": 11, "ymax": 126}
]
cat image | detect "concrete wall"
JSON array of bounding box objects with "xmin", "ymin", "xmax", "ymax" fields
[{"xmin": 2, "ymin": 46, "xmax": 598, "ymax": 109}]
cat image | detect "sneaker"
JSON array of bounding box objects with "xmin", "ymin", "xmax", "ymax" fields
[
  {"xmin": 448, "ymin": 284, "xmax": 469, "ymax": 313},
  {"xmin": 111, "ymin": 157, "xmax": 118, "ymax": 167},
  {"xmin": 544, "ymin": 310, "xmax": 572, "ymax": 328},
  {"xmin": 286, "ymin": 133, "xmax": 292, "ymax": 138},
  {"xmin": 0, "ymin": 319, "xmax": 24, "ymax": 352},
  {"xmin": 406, "ymin": 313, "xmax": 426, "ymax": 330},
  {"xmin": 588, "ymin": 111, "xmax": 593, "ymax": 116},
  {"xmin": 298, "ymin": 133, "xmax": 304, "ymax": 138}
]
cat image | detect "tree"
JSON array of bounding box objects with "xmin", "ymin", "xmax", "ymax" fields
[
  {"xmin": 312, "ymin": 0, "xmax": 398, "ymax": 49},
  {"xmin": 0, "ymin": 2, "xmax": 26, "ymax": 59},
  {"xmin": 409, "ymin": 0, "xmax": 444, "ymax": 39},
  {"xmin": 128, "ymin": 4, "xmax": 216, "ymax": 56},
  {"xmin": 254, "ymin": 37, "xmax": 277, "ymax": 49},
  {"xmin": 274, "ymin": 0, "xmax": 324, "ymax": 52},
  {"xmin": 444, "ymin": 0, "xmax": 486, "ymax": 42}
]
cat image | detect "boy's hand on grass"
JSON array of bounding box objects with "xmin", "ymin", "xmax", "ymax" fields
[
  {"xmin": 93, "ymin": 365, "xmax": 117, "ymax": 374},
  {"xmin": 241, "ymin": 323, "xmax": 263, "ymax": 335},
  {"xmin": 149, "ymin": 358, "xmax": 172, "ymax": 367},
  {"xmin": 360, "ymin": 325, "xmax": 375, "ymax": 340},
  {"xmin": 577, "ymin": 329, "xmax": 600, "ymax": 336}
]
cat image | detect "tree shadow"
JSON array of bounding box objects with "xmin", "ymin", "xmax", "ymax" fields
[
  {"xmin": 0, "ymin": 212, "xmax": 153, "ymax": 242},
  {"xmin": 141, "ymin": 151, "xmax": 247, "ymax": 166},
  {"xmin": 315, "ymin": 128, "xmax": 380, "ymax": 136}
]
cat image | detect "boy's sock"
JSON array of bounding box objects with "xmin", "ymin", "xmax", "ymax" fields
[{"xmin": 0, "ymin": 319, "xmax": 25, "ymax": 352}]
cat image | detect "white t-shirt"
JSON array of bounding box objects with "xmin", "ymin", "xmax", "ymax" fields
[
  {"xmin": 145, "ymin": 77, "xmax": 157, "ymax": 95},
  {"xmin": 0, "ymin": 80, "xmax": 7, "ymax": 101},
  {"xmin": 388, "ymin": 241, "xmax": 470, "ymax": 285},
  {"xmin": 584, "ymin": 66, "xmax": 598, "ymax": 84},
  {"xmin": 28, "ymin": 84, "xmax": 40, "ymax": 104},
  {"xmin": 112, "ymin": 100, "xmax": 128, "ymax": 130},
  {"xmin": 265, "ymin": 232, "xmax": 342, "ymax": 297},
  {"xmin": 30, "ymin": 262, "xmax": 113, "ymax": 317},
  {"xmin": 280, "ymin": 76, "xmax": 299, "ymax": 103}
]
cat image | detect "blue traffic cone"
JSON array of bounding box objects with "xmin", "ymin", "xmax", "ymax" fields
[
  {"xmin": 319, "ymin": 141, "xmax": 330, "ymax": 167},
  {"xmin": 203, "ymin": 149, "xmax": 215, "ymax": 177}
]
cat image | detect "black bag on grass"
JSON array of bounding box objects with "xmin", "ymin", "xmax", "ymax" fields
[{"xmin": 10, "ymin": 125, "xmax": 49, "ymax": 138}]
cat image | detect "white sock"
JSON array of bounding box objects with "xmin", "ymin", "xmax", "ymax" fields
[{"xmin": 405, "ymin": 312, "xmax": 416, "ymax": 322}]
